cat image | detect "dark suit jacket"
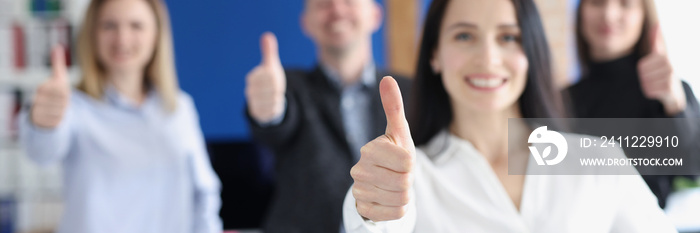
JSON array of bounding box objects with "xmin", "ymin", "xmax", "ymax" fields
[{"xmin": 246, "ymin": 66, "xmax": 412, "ymax": 233}]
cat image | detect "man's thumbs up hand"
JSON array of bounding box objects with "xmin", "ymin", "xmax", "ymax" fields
[
  {"xmin": 246, "ymin": 32, "xmax": 287, "ymax": 123},
  {"xmin": 260, "ymin": 31, "xmax": 282, "ymax": 68},
  {"xmin": 30, "ymin": 45, "xmax": 71, "ymax": 129},
  {"xmin": 350, "ymin": 76, "xmax": 416, "ymax": 222}
]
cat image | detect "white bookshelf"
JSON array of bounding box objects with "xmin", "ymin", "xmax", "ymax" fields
[
  {"xmin": 0, "ymin": 67, "xmax": 81, "ymax": 90},
  {"xmin": 0, "ymin": 137, "xmax": 64, "ymax": 233},
  {"xmin": 0, "ymin": 0, "xmax": 87, "ymax": 231},
  {"xmin": 0, "ymin": 67, "xmax": 78, "ymax": 233}
]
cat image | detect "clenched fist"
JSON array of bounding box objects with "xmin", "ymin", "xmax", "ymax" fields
[
  {"xmin": 350, "ymin": 76, "xmax": 416, "ymax": 222},
  {"xmin": 245, "ymin": 32, "xmax": 287, "ymax": 123},
  {"xmin": 31, "ymin": 45, "xmax": 70, "ymax": 129}
]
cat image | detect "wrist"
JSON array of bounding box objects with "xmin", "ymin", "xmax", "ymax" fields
[{"xmin": 661, "ymin": 92, "xmax": 687, "ymax": 116}]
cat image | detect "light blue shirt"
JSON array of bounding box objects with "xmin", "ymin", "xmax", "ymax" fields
[
  {"xmin": 257, "ymin": 63, "xmax": 377, "ymax": 161},
  {"xmin": 322, "ymin": 63, "xmax": 377, "ymax": 233},
  {"xmin": 320, "ymin": 63, "xmax": 377, "ymax": 161},
  {"xmin": 255, "ymin": 63, "xmax": 377, "ymax": 233},
  {"xmin": 19, "ymin": 86, "xmax": 222, "ymax": 233}
]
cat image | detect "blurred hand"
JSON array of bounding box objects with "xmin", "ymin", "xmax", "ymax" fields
[
  {"xmin": 637, "ymin": 24, "xmax": 686, "ymax": 115},
  {"xmin": 350, "ymin": 76, "xmax": 416, "ymax": 222},
  {"xmin": 31, "ymin": 45, "xmax": 70, "ymax": 129},
  {"xmin": 245, "ymin": 32, "xmax": 287, "ymax": 123}
]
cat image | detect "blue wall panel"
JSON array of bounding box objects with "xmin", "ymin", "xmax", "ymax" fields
[{"xmin": 164, "ymin": 0, "xmax": 386, "ymax": 141}]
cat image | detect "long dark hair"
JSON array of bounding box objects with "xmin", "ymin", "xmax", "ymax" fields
[
  {"xmin": 575, "ymin": 0, "xmax": 659, "ymax": 75},
  {"xmin": 409, "ymin": 0, "xmax": 566, "ymax": 146}
]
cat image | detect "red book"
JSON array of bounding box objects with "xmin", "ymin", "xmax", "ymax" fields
[{"xmin": 12, "ymin": 21, "xmax": 25, "ymax": 70}]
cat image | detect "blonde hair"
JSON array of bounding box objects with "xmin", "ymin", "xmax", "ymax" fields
[{"xmin": 77, "ymin": 0, "xmax": 179, "ymax": 112}]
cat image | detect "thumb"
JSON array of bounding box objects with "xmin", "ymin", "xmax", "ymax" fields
[
  {"xmin": 648, "ymin": 23, "xmax": 665, "ymax": 54},
  {"xmin": 51, "ymin": 45, "xmax": 68, "ymax": 83},
  {"xmin": 260, "ymin": 32, "xmax": 281, "ymax": 67},
  {"xmin": 380, "ymin": 76, "xmax": 413, "ymax": 149}
]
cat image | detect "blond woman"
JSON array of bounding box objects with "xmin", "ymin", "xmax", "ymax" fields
[{"xmin": 19, "ymin": 0, "xmax": 222, "ymax": 232}]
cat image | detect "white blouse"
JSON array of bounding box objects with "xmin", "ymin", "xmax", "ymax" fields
[{"xmin": 343, "ymin": 130, "xmax": 676, "ymax": 233}]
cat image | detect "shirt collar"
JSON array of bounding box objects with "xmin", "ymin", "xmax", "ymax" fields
[
  {"xmin": 320, "ymin": 61, "xmax": 377, "ymax": 90},
  {"xmin": 104, "ymin": 84, "xmax": 157, "ymax": 111}
]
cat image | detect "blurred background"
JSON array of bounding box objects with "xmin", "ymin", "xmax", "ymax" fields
[{"xmin": 0, "ymin": 0, "xmax": 698, "ymax": 232}]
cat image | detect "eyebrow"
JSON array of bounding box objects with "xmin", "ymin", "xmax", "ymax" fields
[{"xmin": 446, "ymin": 22, "xmax": 520, "ymax": 31}]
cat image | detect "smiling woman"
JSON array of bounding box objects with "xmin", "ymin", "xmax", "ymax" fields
[
  {"xmin": 19, "ymin": 0, "xmax": 223, "ymax": 233},
  {"xmin": 342, "ymin": 0, "xmax": 677, "ymax": 232},
  {"xmin": 566, "ymin": 0, "xmax": 700, "ymax": 210},
  {"xmin": 410, "ymin": 0, "xmax": 564, "ymax": 146},
  {"xmin": 78, "ymin": 0, "xmax": 178, "ymax": 112}
]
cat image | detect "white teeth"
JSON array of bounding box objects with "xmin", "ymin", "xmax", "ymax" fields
[
  {"xmin": 472, "ymin": 79, "xmax": 487, "ymax": 87},
  {"xmin": 467, "ymin": 78, "xmax": 504, "ymax": 88}
]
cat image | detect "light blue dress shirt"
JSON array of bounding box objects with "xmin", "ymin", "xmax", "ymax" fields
[
  {"xmin": 19, "ymin": 86, "xmax": 222, "ymax": 233},
  {"xmin": 255, "ymin": 63, "xmax": 377, "ymax": 233},
  {"xmin": 322, "ymin": 63, "xmax": 377, "ymax": 233},
  {"xmin": 320, "ymin": 63, "xmax": 377, "ymax": 161},
  {"xmin": 258, "ymin": 63, "xmax": 377, "ymax": 161}
]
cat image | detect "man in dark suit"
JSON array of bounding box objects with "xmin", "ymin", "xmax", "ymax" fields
[{"xmin": 243, "ymin": 0, "xmax": 411, "ymax": 232}]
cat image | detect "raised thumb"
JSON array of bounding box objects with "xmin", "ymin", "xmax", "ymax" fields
[
  {"xmin": 380, "ymin": 76, "xmax": 413, "ymax": 149},
  {"xmin": 51, "ymin": 45, "xmax": 68, "ymax": 83},
  {"xmin": 648, "ymin": 23, "xmax": 665, "ymax": 54},
  {"xmin": 260, "ymin": 32, "xmax": 281, "ymax": 67}
]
